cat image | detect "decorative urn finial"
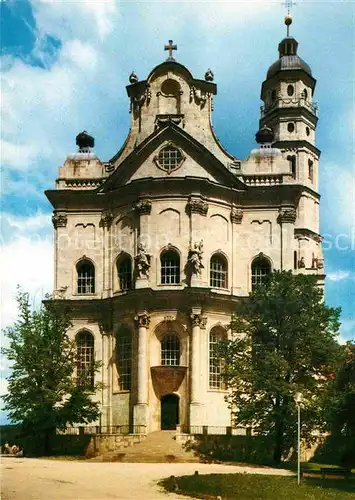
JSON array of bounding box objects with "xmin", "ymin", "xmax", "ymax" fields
[
  {"xmin": 129, "ymin": 71, "xmax": 138, "ymax": 84},
  {"xmin": 205, "ymin": 69, "xmax": 214, "ymax": 82},
  {"xmin": 255, "ymin": 125, "xmax": 274, "ymax": 144},
  {"xmin": 76, "ymin": 130, "xmax": 94, "ymax": 151}
]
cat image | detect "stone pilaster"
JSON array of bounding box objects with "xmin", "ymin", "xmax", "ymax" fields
[
  {"xmin": 101, "ymin": 332, "xmax": 113, "ymax": 428},
  {"xmin": 52, "ymin": 212, "xmax": 68, "ymax": 291},
  {"xmin": 100, "ymin": 210, "xmax": 113, "ymax": 298},
  {"xmin": 230, "ymin": 207, "xmax": 243, "ymax": 294},
  {"xmin": 277, "ymin": 207, "xmax": 297, "ymax": 271},
  {"xmin": 133, "ymin": 199, "xmax": 152, "ymax": 289},
  {"xmin": 133, "ymin": 312, "xmax": 150, "ymax": 428},
  {"xmin": 189, "ymin": 310, "xmax": 207, "ymax": 426},
  {"xmin": 187, "ymin": 197, "xmax": 208, "ymax": 287}
]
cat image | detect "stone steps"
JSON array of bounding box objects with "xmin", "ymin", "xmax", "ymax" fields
[{"xmin": 97, "ymin": 431, "xmax": 199, "ymax": 463}]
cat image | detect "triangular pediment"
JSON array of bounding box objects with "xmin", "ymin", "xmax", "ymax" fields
[{"xmin": 99, "ymin": 123, "xmax": 246, "ymax": 192}]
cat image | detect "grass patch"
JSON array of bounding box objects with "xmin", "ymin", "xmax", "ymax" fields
[{"xmin": 160, "ymin": 473, "xmax": 355, "ymax": 499}]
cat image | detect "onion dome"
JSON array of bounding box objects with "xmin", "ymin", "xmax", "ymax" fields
[
  {"xmin": 266, "ymin": 37, "xmax": 312, "ymax": 79},
  {"xmin": 76, "ymin": 130, "xmax": 94, "ymax": 150},
  {"xmin": 129, "ymin": 71, "xmax": 138, "ymax": 84},
  {"xmin": 255, "ymin": 125, "xmax": 274, "ymax": 144},
  {"xmin": 205, "ymin": 69, "xmax": 214, "ymax": 82}
]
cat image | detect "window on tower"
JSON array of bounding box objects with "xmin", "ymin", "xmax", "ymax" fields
[
  {"xmin": 287, "ymin": 155, "xmax": 297, "ymax": 179},
  {"xmin": 251, "ymin": 256, "xmax": 271, "ymax": 291},
  {"xmin": 308, "ymin": 159, "xmax": 314, "ymax": 183},
  {"xmin": 210, "ymin": 254, "xmax": 228, "ymax": 289},
  {"xmin": 160, "ymin": 249, "xmax": 180, "ymax": 284},
  {"xmin": 287, "ymin": 122, "xmax": 295, "ymax": 133},
  {"xmin": 161, "ymin": 333, "xmax": 180, "ymax": 366},
  {"xmin": 77, "ymin": 259, "xmax": 95, "ymax": 294},
  {"xmin": 76, "ymin": 331, "xmax": 95, "ymax": 390},
  {"xmin": 287, "ymin": 84, "xmax": 294, "ymax": 96}
]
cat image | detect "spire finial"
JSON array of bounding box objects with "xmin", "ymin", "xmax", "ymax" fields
[{"xmin": 283, "ymin": 0, "xmax": 296, "ymax": 36}]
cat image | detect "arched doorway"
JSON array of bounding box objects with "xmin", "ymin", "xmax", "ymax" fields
[{"xmin": 161, "ymin": 394, "xmax": 179, "ymax": 430}]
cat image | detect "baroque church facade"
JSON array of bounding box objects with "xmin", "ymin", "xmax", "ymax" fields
[{"xmin": 46, "ymin": 24, "xmax": 324, "ymax": 433}]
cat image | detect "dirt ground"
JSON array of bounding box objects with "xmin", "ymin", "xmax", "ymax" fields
[{"xmin": 1, "ymin": 457, "xmax": 293, "ymax": 500}]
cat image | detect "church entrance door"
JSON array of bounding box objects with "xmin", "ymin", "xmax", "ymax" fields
[{"xmin": 161, "ymin": 394, "xmax": 179, "ymax": 430}]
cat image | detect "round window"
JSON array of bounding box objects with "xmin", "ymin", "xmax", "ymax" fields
[
  {"xmin": 287, "ymin": 84, "xmax": 294, "ymax": 96},
  {"xmin": 287, "ymin": 123, "xmax": 295, "ymax": 133},
  {"xmin": 156, "ymin": 145, "xmax": 184, "ymax": 174}
]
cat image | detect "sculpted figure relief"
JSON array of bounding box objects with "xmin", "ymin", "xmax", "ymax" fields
[
  {"xmin": 135, "ymin": 242, "xmax": 151, "ymax": 279},
  {"xmin": 188, "ymin": 240, "xmax": 204, "ymax": 275}
]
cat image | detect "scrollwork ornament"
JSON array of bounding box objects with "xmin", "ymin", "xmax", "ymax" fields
[
  {"xmin": 277, "ymin": 208, "xmax": 297, "ymax": 224},
  {"xmin": 133, "ymin": 199, "xmax": 152, "ymax": 215},
  {"xmin": 230, "ymin": 208, "xmax": 243, "ymax": 224},
  {"xmin": 186, "ymin": 197, "xmax": 208, "ymax": 216},
  {"xmin": 100, "ymin": 210, "xmax": 114, "ymax": 228}
]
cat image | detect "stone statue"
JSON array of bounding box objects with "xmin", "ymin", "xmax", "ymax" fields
[
  {"xmin": 298, "ymin": 256, "xmax": 306, "ymax": 268},
  {"xmin": 135, "ymin": 242, "xmax": 151, "ymax": 279},
  {"xmin": 188, "ymin": 240, "xmax": 204, "ymax": 275}
]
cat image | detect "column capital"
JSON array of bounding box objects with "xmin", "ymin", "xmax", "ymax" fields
[
  {"xmin": 133, "ymin": 198, "xmax": 152, "ymax": 215},
  {"xmin": 52, "ymin": 211, "xmax": 67, "ymax": 228},
  {"xmin": 230, "ymin": 207, "xmax": 243, "ymax": 224},
  {"xmin": 277, "ymin": 207, "xmax": 296, "ymax": 224},
  {"xmin": 186, "ymin": 196, "xmax": 208, "ymax": 216},
  {"xmin": 190, "ymin": 313, "xmax": 207, "ymax": 329},
  {"xmin": 100, "ymin": 210, "xmax": 114, "ymax": 228},
  {"xmin": 134, "ymin": 312, "xmax": 150, "ymax": 328}
]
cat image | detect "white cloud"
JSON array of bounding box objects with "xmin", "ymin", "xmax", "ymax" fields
[
  {"xmin": 0, "ymin": 213, "xmax": 53, "ymax": 331},
  {"xmin": 327, "ymin": 270, "xmax": 352, "ymax": 282},
  {"xmin": 322, "ymin": 165, "xmax": 355, "ymax": 234}
]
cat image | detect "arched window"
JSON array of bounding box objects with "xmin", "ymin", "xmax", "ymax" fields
[
  {"xmin": 161, "ymin": 249, "xmax": 180, "ymax": 284},
  {"xmin": 251, "ymin": 256, "xmax": 271, "ymax": 291},
  {"xmin": 117, "ymin": 254, "xmax": 132, "ymax": 291},
  {"xmin": 287, "ymin": 155, "xmax": 296, "ymax": 179},
  {"xmin": 77, "ymin": 259, "xmax": 95, "ymax": 294},
  {"xmin": 294, "ymin": 251, "xmax": 298, "ymax": 270},
  {"xmin": 209, "ymin": 328, "xmax": 225, "ymax": 390},
  {"xmin": 116, "ymin": 327, "xmax": 132, "ymax": 391},
  {"xmin": 210, "ymin": 254, "xmax": 228, "ymax": 289},
  {"xmin": 76, "ymin": 331, "xmax": 95, "ymax": 389},
  {"xmin": 161, "ymin": 334, "xmax": 180, "ymax": 366},
  {"xmin": 308, "ymin": 159, "xmax": 314, "ymax": 183}
]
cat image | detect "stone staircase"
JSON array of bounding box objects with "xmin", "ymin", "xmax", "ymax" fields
[{"xmin": 96, "ymin": 431, "xmax": 200, "ymax": 463}]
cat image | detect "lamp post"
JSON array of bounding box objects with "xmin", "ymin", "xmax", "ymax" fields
[{"xmin": 294, "ymin": 392, "xmax": 302, "ymax": 485}]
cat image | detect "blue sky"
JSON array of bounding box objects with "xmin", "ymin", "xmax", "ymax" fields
[{"xmin": 1, "ymin": 0, "xmax": 354, "ymax": 420}]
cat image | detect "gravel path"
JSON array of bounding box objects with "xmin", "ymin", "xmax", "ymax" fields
[{"xmin": 1, "ymin": 457, "xmax": 294, "ymax": 500}]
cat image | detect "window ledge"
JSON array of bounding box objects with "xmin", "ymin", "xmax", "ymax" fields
[
  {"xmin": 112, "ymin": 390, "xmax": 131, "ymax": 395},
  {"xmin": 210, "ymin": 288, "xmax": 230, "ymax": 295},
  {"xmin": 156, "ymin": 284, "xmax": 185, "ymax": 290}
]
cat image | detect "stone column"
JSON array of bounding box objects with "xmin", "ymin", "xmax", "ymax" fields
[
  {"xmin": 186, "ymin": 197, "xmax": 208, "ymax": 287},
  {"xmin": 230, "ymin": 207, "xmax": 243, "ymax": 294},
  {"xmin": 278, "ymin": 208, "xmax": 296, "ymax": 271},
  {"xmin": 133, "ymin": 312, "xmax": 150, "ymax": 429},
  {"xmin": 189, "ymin": 309, "xmax": 207, "ymax": 426},
  {"xmin": 52, "ymin": 212, "xmax": 67, "ymax": 293},
  {"xmin": 100, "ymin": 210, "xmax": 113, "ymax": 298},
  {"xmin": 133, "ymin": 199, "xmax": 152, "ymax": 289}
]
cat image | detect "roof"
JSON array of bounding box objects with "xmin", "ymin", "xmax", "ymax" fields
[{"xmin": 266, "ymin": 37, "xmax": 312, "ymax": 79}]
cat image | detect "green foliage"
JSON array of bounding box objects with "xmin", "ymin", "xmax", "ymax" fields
[
  {"xmin": 1, "ymin": 290, "xmax": 101, "ymax": 455},
  {"xmin": 218, "ymin": 271, "xmax": 342, "ymax": 463},
  {"xmin": 321, "ymin": 341, "xmax": 355, "ymax": 466},
  {"xmin": 161, "ymin": 473, "xmax": 355, "ymax": 500}
]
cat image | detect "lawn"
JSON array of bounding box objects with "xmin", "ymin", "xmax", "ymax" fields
[{"xmin": 160, "ymin": 472, "xmax": 355, "ymax": 499}]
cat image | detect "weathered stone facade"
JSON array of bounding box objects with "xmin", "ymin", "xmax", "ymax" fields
[{"xmin": 46, "ymin": 33, "xmax": 324, "ymax": 433}]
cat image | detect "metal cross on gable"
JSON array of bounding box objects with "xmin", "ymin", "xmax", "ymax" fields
[{"xmin": 164, "ymin": 40, "xmax": 177, "ymax": 61}]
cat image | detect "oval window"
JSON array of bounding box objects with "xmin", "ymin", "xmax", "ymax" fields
[
  {"xmin": 306, "ymin": 126, "xmax": 310, "ymax": 136},
  {"xmin": 287, "ymin": 85, "xmax": 294, "ymax": 96},
  {"xmin": 288, "ymin": 123, "xmax": 295, "ymax": 133}
]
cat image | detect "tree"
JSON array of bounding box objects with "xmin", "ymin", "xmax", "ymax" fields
[
  {"xmin": 323, "ymin": 341, "xmax": 355, "ymax": 466},
  {"xmin": 218, "ymin": 271, "xmax": 342, "ymax": 464},
  {"xmin": 2, "ymin": 290, "xmax": 101, "ymax": 455}
]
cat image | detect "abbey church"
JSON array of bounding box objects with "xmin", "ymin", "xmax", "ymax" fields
[{"xmin": 46, "ymin": 19, "xmax": 324, "ymax": 433}]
